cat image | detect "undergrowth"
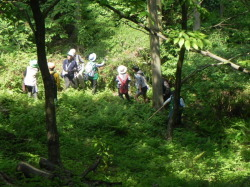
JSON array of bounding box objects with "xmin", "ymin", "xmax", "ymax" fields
[{"xmin": 0, "ymin": 88, "xmax": 249, "ymax": 186}]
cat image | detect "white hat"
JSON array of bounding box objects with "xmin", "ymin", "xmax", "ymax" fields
[
  {"xmin": 48, "ymin": 62, "xmax": 55, "ymax": 69},
  {"xmin": 69, "ymin": 49, "xmax": 76, "ymax": 55},
  {"xmin": 88, "ymin": 53, "xmax": 97, "ymax": 62},
  {"xmin": 117, "ymin": 65, "xmax": 127, "ymax": 74},
  {"xmin": 67, "ymin": 49, "xmax": 75, "ymax": 56},
  {"xmin": 29, "ymin": 60, "xmax": 38, "ymax": 68}
]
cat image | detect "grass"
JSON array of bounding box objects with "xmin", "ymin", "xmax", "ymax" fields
[{"xmin": 0, "ymin": 88, "xmax": 249, "ymax": 186}]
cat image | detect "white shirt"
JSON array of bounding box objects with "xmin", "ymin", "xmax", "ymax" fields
[{"xmin": 24, "ymin": 66, "xmax": 39, "ymax": 86}]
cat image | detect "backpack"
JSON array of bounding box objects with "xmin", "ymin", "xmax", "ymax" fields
[
  {"xmin": 118, "ymin": 74, "xmax": 128, "ymax": 94},
  {"xmin": 50, "ymin": 72, "xmax": 56, "ymax": 88},
  {"xmin": 85, "ymin": 62, "xmax": 96, "ymax": 77}
]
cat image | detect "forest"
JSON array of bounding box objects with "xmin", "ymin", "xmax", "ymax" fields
[{"xmin": 0, "ymin": 0, "xmax": 249, "ymax": 186}]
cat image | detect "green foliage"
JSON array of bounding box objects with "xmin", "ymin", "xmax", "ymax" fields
[{"xmin": 172, "ymin": 30, "xmax": 210, "ymax": 51}]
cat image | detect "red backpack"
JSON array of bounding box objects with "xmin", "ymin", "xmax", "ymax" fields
[{"xmin": 118, "ymin": 74, "xmax": 128, "ymax": 94}]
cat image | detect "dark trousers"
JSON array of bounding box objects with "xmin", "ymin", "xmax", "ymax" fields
[
  {"xmin": 118, "ymin": 89, "xmax": 130, "ymax": 100},
  {"xmin": 89, "ymin": 78, "xmax": 97, "ymax": 94},
  {"xmin": 64, "ymin": 76, "xmax": 77, "ymax": 89}
]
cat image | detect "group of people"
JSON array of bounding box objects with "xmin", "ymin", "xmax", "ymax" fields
[
  {"xmin": 115, "ymin": 65, "xmax": 150, "ymax": 103},
  {"xmin": 22, "ymin": 49, "xmax": 184, "ymax": 119},
  {"xmin": 22, "ymin": 50, "xmax": 185, "ymax": 123},
  {"xmin": 61, "ymin": 49, "xmax": 105, "ymax": 94}
]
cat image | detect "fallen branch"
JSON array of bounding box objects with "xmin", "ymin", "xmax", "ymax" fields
[
  {"xmin": 82, "ymin": 156, "xmax": 101, "ymax": 178},
  {"xmin": 195, "ymin": 50, "xmax": 250, "ymax": 74},
  {"xmin": 16, "ymin": 161, "xmax": 53, "ymax": 179},
  {"xmin": 0, "ymin": 171, "xmax": 15, "ymax": 185}
]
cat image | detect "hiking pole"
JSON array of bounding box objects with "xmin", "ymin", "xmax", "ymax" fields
[
  {"xmin": 147, "ymin": 98, "xmax": 171, "ymax": 121},
  {"xmin": 147, "ymin": 104, "xmax": 165, "ymax": 121}
]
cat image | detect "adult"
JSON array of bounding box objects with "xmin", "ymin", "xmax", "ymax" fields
[
  {"xmin": 68, "ymin": 49, "xmax": 85, "ymax": 89},
  {"xmin": 62, "ymin": 50, "xmax": 78, "ymax": 89},
  {"xmin": 116, "ymin": 65, "xmax": 131, "ymax": 101},
  {"xmin": 132, "ymin": 66, "xmax": 149, "ymax": 103},
  {"xmin": 85, "ymin": 53, "xmax": 105, "ymax": 94},
  {"xmin": 162, "ymin": 77, "xmax": 171, "ymax": 101},
  {"xmin": 23, "ymin": 60, "xmax": 39, "ymax": 98},
  {"xmin": 163, "ymin": 92, "xmax": 185, "ymax": 123},
  {"xmin": 48, "ymin": 62, "xmax": 60, "ymax": 102}
]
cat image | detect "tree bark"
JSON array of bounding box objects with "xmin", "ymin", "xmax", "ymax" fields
[
  {"xmin": 166, "ymin": 0, "xmax": 188, "ymax": 140},
  {"xmin": 195, "ymin": 50, "xmax": 250, "ymax": 74},
  {"xmin": 193, "ymin": 0, "xmax": 201, "ymax": 31},
  {"xmin": 29, "ymin": 0, "xmax": 61, "ymax": 165},
  {"xmin": 148, "ymin": 0, "xmax": 163, "ymax": 109},
  {"xmin": 17, "ymin": 162, "xmax": 53, "ymax": 179}
]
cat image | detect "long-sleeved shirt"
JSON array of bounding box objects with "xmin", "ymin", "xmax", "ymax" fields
[
  {"xmin": 62, "ymin": 59, "xmax": 77, "ymax": 78},
  {"xmin": 134, "ymin": 72, "xmax": 147, "ymax": 90},
  {"xmin": 24, "ymin": 66, "xmax": 39, "ymax": 86}
]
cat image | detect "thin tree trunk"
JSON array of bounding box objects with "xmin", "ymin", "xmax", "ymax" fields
[
  {"xmin": 148, "ymin": 0, "xmax": 163, "ymax": 109},
  {"xmin": 30, "ymin": 0, "xmax": 61, "ymax": 165},
  {"xmin": 193, "ymin": 0, "xmax": 201, "ymax": 31},
  {"xmin": 167, "ymin": 0, "xmax": 188, "ymax": 140}
]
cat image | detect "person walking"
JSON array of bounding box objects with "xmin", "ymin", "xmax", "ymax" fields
[
  {"xmin": 68, "ymin": 49, "xmax": 85, "ymax": 89},
  {"xmin": 23, "ymin": 60, "xmax": 39, "ymax": 98},
  {"xmin": 85, "ymin": 53, "xmax": 105, "ymax": 94},
  {"xmin": 62, "ymin": 50, "xmax": 78, "ymax": 89},
  {"xmin": 116, "ymin": 65, "xmax": 131, "ymax": 101},
  {"xmin": 132, "ymin": 66, "xmax": 149, "ymax": 103},
  {"xmin": 48, "ymin": 62, "xmax": 60, "ymax": 102},
  {"xmin": 163, "ymin": 92, "xmax": 185, "ymax": 124}
]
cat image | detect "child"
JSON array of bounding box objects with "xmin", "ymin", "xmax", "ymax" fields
[{"xmin": 116, "ymin": 65, "xmax": 131, "ymax": 101}]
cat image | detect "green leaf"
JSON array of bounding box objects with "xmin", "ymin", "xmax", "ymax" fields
[
  {"xmin": 197, "ymin": 39, "xmax": 204, "ymax": 49},
  {"xmin": 178, "ymin": 38, "xmax": 185, "ymax": 48},
  {"xmin": 185, "ymin": 40, "xmax": 191, "ymax": 51},
  {"xmin": 192, "ymin": 42, "xmax": 199, "ymax": 50},
  {"xmin": 173, "ymin": 38, "xmax": 179, "ymax": 44},
  {"xmin": 182, "ymin": 32, "xmax": 189, "ymax": 40}
]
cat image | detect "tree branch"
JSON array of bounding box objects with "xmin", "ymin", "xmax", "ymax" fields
[
  {"xmin": 82, "ymin": 156, "xmax": 101, "ymax": 178},
  {"xmin": 43, "ymin": 0, "xmax": 61, "ymax": 18},
  {"xmin": 195, "ymin": 50, "xmax": 249, "ymax": 74},
  {"xmin": 95, "ymin": 0, "xmax": 168, "ymax": 41},
  {"xmin": 211, "ymin": 11, "xmax": 249, "ymax": 28}
]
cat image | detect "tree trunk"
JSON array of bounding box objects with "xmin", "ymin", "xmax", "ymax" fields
[
  {"xmin": 166, "ymin": 0, "xmax": 188, "ymax": 140},
  {"xmin": 193, "ymin": 0, "xmax": 201, "ymax": 31},
  {"xmin": 30, "ymin": 0, "xmax": 61, "ymax": 165},
  {"xmin": 220, "ymin": 0, "xmax": 224, "ymax": 17},
  {"xmin": 148, "ymin": 0, "xmax": 163, "ymax": 109}
]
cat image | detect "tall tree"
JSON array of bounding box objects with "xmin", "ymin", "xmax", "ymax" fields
[
  {"xmin": 148, "ymin": 0, "xmax": 163, "ymax": 109},
  {"xmin": 166, "ymin": 0, "xmax": 188, "ymax": 140},
  {"xmin": 193, "ymin": 0, "xmax": 201, "ymax": 30},
  {"xmin": 1, "ymin": 0, "xmax": 62, "ymax": 165},
  {"xmin": 29, "ymin": 0, "xmax": 61, "ymax": 165}
]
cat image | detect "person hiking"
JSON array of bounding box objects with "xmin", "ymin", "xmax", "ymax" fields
[
  {"xmin": 23, "ymin": 60, "xmax": 39, "ymax": 99},
  {"xmin": 162, "ymin": 77, "xmax": 171, "ymax": 101},
  {"xmin": 61, "ymin": 50, "xmax": 78, "ymax": 89},
  {"xmin": 68, "ymin": 48, "xmax": 85, "ymax": 89},
  {"xmin": 163, "ymin": 91, "xmax": 185, "ymax": 124},
  {"xmin": 84, "ymin": 53, "xmax": 105, "ymax": 94},
  {"xmin": 48, "ymin": 62, "xmax": 60, "ymax": 102},
  {"xmin": 116, "ymin": 65, "xmax": 131, "ymax": 101},
  {"xmin": 132, "ymin": 66, "xmax": 149, "ymax": 103}
]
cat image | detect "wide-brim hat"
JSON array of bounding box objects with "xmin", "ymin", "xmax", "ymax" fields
[
  {"xmin": 88, "ymin": 53, "xmax": 97, "ymax": 62},
  {"xmin": 117, "ymin": 65, "xmax": 127, "ymax": 74},
  {"xmin": 67, "ymin": 50, "xmax": 75, "ymax": 57},
  {"xmin": 48, "ymin": 62, "xmax": 55, "ymax": 69},
  {"xmin": 29, "ymin": 60, "xmax": 38, "ymax": 68},
  {"xmin": 68, "ymin": 49, "xmax": 76, "ymax": 56}
]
